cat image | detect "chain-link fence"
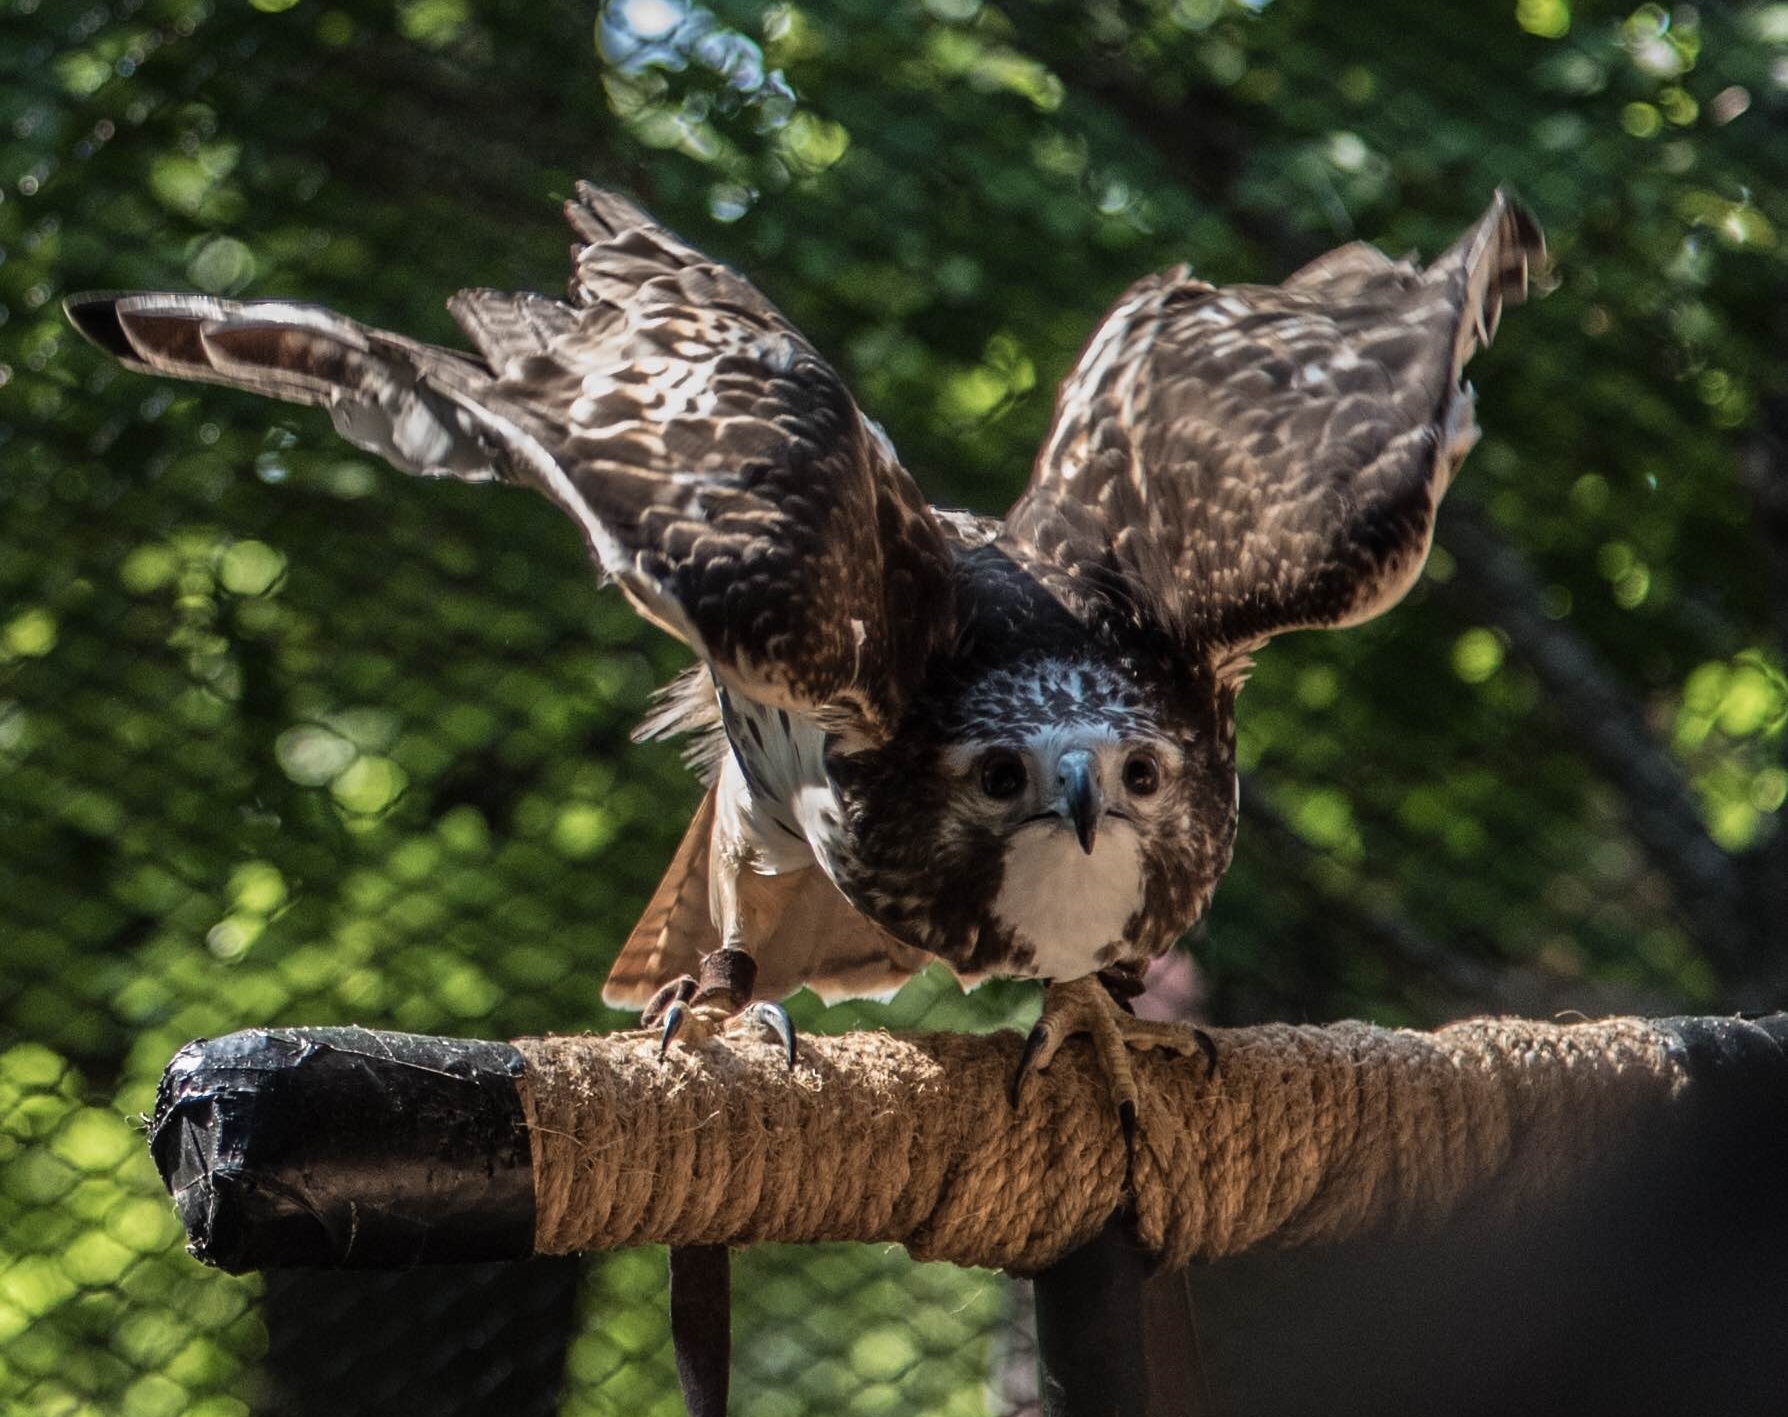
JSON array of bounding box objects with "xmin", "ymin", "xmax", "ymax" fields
[{"xmin": 4, "ymin": 0, "xmax": 1785, "ymax": 1412}]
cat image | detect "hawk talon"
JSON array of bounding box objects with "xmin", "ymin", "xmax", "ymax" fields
[
  {"xmin": 658, "ymin": 999, "xmax": 694, "ymax": 1057},
  {"xmin": 741, "ymin": 1000, "xmax": 798, "ymax": 1068},
  {"xmin": 1192, "ymin": 1026, "xmax": 1220, "ymax": 1078},
  {"xmin": 650, "ymin": 959, "xmax": 793, "ymax": 1066},
  {"xmin": 1011, "ymin": 975, "xmax": 1211, "ymax": 1136},
  {"xmin": 1010, "ymin": 1020, "xmax": 1053, "ymax": 1108}
]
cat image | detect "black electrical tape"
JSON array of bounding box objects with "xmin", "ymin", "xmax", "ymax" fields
[
  {"xmin": 149, "ymin": 1026, "xmax": 534, "ymax": 1273},
  {"xmin": 1656, "ymin": 1013, "xmax": 1788, "ymax": 1089}
]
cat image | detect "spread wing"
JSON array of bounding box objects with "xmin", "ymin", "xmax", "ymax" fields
[
  {"xmin": 65, "ymin": 184, "xmax": 956, "ymax": 741},
  {"xmin": 1006, "ymin": 192, "xmax": 1544, "ymax": 666}
]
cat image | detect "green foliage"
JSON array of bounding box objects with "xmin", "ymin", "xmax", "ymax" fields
[{"xmin": 2, "ymin": 0, "xmax": 1783, "ymax": 1410}]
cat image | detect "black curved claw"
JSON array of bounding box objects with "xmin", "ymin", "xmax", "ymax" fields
[
  {"xmin": 1010, "ymin": 1021, "xmax": 1051, "ymax": 1109},
  {"xmin": 1192, "ymin": 1026, "xmax": 1220, "ymax": 1078},
  {"xmin": 659, "ymin": 999, "xmax": 691, "ymax": 1057},
  {"xmin": 744, "ymin": 1001, "xmax": 797, "ymax": 1069}
]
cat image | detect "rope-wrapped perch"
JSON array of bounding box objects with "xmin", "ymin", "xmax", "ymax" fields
[
  {"xmin": 151, "ymin": 1014, "xmax": 1787, "ymax": 1275},
  {"xmin": 519, "ymin": 1019, "xmax": 1683, "ymax": 1271}
]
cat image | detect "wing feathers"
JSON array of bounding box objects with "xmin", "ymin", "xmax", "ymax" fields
[
  {"xmin": 66, "ymin": 184, "xmax": 961, "ymax": 741},
  {"xmin": 1448, "ymin": 192, "xmax": 1544, "ymax": 368},
  {"xmin": 563, "ymin": 182, "xmax": 714, "ymax": 312},
  {"xmin": 1014, "ymin": 191, "xmax": 1545, "ymax": 657},
  {"xmin": 448, "ymin": 289, "xmax": 579, "ymax": 370},
  {"xmin": 67, "ymin": 292, "xmax": 508, "ymax": 480}
]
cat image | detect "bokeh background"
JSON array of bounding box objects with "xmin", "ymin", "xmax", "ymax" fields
[{"xmin": 3, "ymin": 0, "xmax": 1785, "ymax": 1412}]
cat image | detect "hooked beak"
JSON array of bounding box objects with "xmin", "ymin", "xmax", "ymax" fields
[{"xmin": 1058, "ymin": 749, "xmax": 1102, "ymax": 855}]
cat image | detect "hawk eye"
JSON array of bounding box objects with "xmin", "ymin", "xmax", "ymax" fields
[
  {"xmin": 978, "ymin": 750, "xmax": 1028, "ymax": 801},
  {"xmin": 1123, "ymin": 752, "xmax": 1160, "ymax": 797}
]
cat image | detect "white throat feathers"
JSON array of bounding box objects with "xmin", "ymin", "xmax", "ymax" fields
[{"xmin": 991, "ymin": 818, "xmax": 1146, "ymax": 979}]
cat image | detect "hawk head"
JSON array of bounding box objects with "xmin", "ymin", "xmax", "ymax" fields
[{"xmin": 826, "ymin": 649, "xmax": 1239, "ymax": 982}]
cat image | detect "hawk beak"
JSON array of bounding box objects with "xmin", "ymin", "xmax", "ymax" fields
[{"xmin": 1058, "ymin": 750, "xmax": 1102, "ymax": 855}]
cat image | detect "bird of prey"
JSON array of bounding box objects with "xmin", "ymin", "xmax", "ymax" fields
[{"xmin": 67, "ymin": 186, "xmax": 1542, "ymax": 1125}]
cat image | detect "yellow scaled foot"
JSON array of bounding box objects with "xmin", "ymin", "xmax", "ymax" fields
[
  {"xmin": 652, "ymin": 998, "xmax": 795, "ymax": 1065},
  {"xmin": 640, "ymin": 947, "xmax": 797, "ymax": 1067},
  {"xmin": 1011, "ymin": 974, "xmax": 1216, "ymax": 1137}
]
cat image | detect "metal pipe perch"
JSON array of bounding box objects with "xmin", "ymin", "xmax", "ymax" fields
[{"xmin": 149, "ymin": 1014, "xmax": 1786, "ymax": 1275}]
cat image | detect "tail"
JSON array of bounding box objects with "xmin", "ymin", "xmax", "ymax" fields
[
  {"xmin": 602, "ymin": 787, "xmax": 724, "ymax": 1009},
  {"xmin": 602, "ymin": 786, "xmax": 933, "ymax": 1010},
  {"xmin": 64, "ymin": 291, "xmax": 509, "ymax": 482}
]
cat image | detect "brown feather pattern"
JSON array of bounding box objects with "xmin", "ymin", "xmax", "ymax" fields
[
  {"xmin": 1010, "ymin": 191, "xmax": 1544, "ymax": 662},
  {"xmin": 65, "ymin": 188, "xmax": 1545, "ymax": 1009}
]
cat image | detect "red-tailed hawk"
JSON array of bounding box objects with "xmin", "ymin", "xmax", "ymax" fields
[{"xmin": 67, "ymin": 185, "xmax": 1542, "ymax": 1121}]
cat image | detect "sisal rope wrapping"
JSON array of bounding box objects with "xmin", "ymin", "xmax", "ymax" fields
[{"xmin": 516, "ymin": 1017, "xmax": 1686, "ymax": 1273}]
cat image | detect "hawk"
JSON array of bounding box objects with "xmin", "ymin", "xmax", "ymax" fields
[{"xmin": 68, "ymin": 186, "xmax": 1542, "ymax": 1123}]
